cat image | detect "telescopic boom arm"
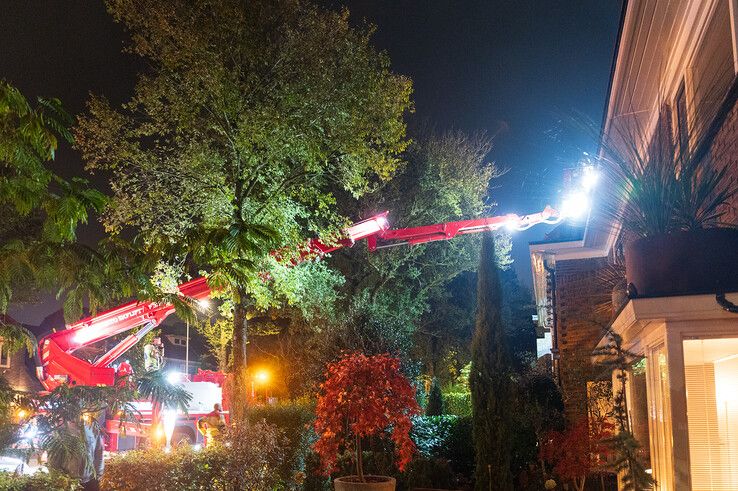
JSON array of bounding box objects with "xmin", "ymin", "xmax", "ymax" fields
[{"xmin": 36, "ymin": 206, "xmax": 561, "ymax": 390}]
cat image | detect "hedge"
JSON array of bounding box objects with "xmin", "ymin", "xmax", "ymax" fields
[
  {"xmin": 101, "ymin": 421, "xmax": 286, "ymax": 490},
  {"xmin": 0, "ymin": 470, "xmax": 80, "ymax": 491}
]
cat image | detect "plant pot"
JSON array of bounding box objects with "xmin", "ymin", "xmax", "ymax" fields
[
  {"xmin": 334, "ymin": 475, "xmax": 396, "ymax": 491},
  {"xmin": 624, "ymin": 228, "xmax": 738, "ymax": 298}
]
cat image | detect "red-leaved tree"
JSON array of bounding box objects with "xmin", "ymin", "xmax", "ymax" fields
[
  {"xmin": 313, "ymin": 352, "xmax": 420, "ymax": 482},
  {"xmin": 540, "ymin": 418, "xmax": 613, "ymax": 491}
]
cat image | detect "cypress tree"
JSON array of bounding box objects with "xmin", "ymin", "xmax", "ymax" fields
[
  {"xmin": 426, "ymin": 377, "xmax": 444, "ymax": 416},
  {"xmin": 470, "ymin": 233, "xmax": 513, "ymax": 490}
]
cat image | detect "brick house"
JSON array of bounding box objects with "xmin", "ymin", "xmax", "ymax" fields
[{"xmin": 531, "ymin": 0, "xmax": 738, "ymax": 489}]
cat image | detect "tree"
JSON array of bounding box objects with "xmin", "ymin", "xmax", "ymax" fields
[
  {"xmin": 298, "ymin": 130, "xmax": 501, "ymax": 388},
  {"xmin": 1, "ymin": 81, "xmax": 106, "ymax": 345},
  {"xmin": 425, "ymin": 377, "xmax": 444, "ymax": 416},
  {"xmin": 76, "ymin": 0, "xmax": 412, "ymax": 421},
  {"xmin": 540, "ymin": 419, "xmax": 612, "ymax": 491},
  {"xmin": 593, "ymin": 326, "xmax": 654, "ymax": 491},
  {"xmin": 470, "ymin": 233, "xmax": 513, "ymax": 490},
  {"xmin": 313, "ymin": 352, "xmax": 420, "ymax": 482}
]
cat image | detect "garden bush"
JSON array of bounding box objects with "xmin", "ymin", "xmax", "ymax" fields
[
  {"xmin": 411, "ymin": 415, "xmax": 458, "ymax": 456},
  {"xmin": 302, "ymin": 415, "xmax": 474, "ymax": 490},
  {"xmin": 0, "ymin": 470, "xmax": 80, "ymax": 491},
  {"xmin": 247, "ymin": 399, "xmax": 315, "ymax": 488},
  {"xmin": 411, "ymin": 415, "xmax": 474, "ymax": 477},
  {"xmin": 443, "ymin": 391, "xmax": 472, "ymax": 417},
  {"xmin": 101, "ymin": 421, "xmax": 286, "ymax": 490}
]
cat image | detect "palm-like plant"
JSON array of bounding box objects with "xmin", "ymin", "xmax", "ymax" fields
[
  {"xmin": 596, "ymin": 112, "xmax": 737, "ymax": 238},
  {"xmin": 1, "ymin": 81, "xmax": 107, "ymax": 316}
]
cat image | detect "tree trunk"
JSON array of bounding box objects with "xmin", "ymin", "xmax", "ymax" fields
[
  {"xmin": 230, "ymin": 289, "xmax": 249, "ymax": 423},
  {"xmin": 356, "ymin": 433, "xmax": 365, "ymax": 482}
]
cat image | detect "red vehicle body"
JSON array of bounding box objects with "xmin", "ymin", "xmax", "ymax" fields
[{"xmin": 33, "ymin": 208, "xmax": 561, "ymax": 450}]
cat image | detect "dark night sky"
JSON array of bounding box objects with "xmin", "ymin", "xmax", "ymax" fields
[{"xmin": 2, "ymin": 1, "xmax": 622, "ymax": 324}]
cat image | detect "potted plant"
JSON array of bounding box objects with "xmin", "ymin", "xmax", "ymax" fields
[
  {"xmin": 598, "ymin": 120, "xmax": 738, "ymax": 298},
  {"xmin": 313, "ymin": 352, "xmax": 420, "ymax": 490}
]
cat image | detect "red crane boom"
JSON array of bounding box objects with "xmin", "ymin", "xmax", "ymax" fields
[{"xmin": 36, "ymin": 207, "xmax": 560, "ymax": 390}]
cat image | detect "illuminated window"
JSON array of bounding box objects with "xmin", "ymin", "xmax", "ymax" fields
[
  {"xmin": 647, "ymin": 344, "xmax": 673, "ymax": 491},
  {"xmin": 683, "ymin": 337, "xmax": 738, "ymax": 491}
]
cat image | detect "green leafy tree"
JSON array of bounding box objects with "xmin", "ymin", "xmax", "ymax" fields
[
  {"xmin": 470, "ymin": 233, "xmax": 513, "ymax": 490},
  {"xmin": 0, "ymin": 81, "xmax": 106, "ymax": 342},
  {"xmin": 593, "ymin": 326, "xmax": 654, "ymax": 490},
  {"xmin": 76, "ymin": 0, "xmax": 412, "ymax": 421}
]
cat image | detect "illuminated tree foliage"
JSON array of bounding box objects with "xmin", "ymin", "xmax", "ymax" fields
[
  {"xmin": 0, "ymin": 81, "xmax": 106, "ymax": 346},
  {"xmin": 470, "ymin": 233, "xmax": 513, "ymax": 490},
  {"xmin": 76, "ymin": 0, "xmax": 412, "ymax": 421},
  {"xmin": 313, "ymin": 352, "xmax": 420, "ymax": 482},
  {"xmin": 293, "ymin": 130, "xmax": 502, "ymax": 381}
]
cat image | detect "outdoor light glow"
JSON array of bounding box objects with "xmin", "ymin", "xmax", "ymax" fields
[
  {"xmin": 255, "ymin": 369, "xmax": 270, "ymax": 384},
  {"xmin": 580, "ymin": 165, "xmax": 599, "ymax": 191},
  {"xmin": 154, "ymin": 424, "xmax": 165, "ymax": 440},
  {"xmin": 193, "ymin": 443, "xmax": 202, "ymax": 452},
  {"xmin": 197, "ymin": 299, "xmax": 211, "ymax": 310},
  {"xmin": 16, "ymin": 409, "xmax": 27, "ymax": 419},
  {"xmin": 560, "ymin": 192, "xmax": 590, "ymax": 220},
  {"xmin": 162, "ymin": 409, "xmax": 177, "ymax": 450},
  {"xmin": 166, "ymin": 371, "xmax": 182, "ymax": 384},
  {"xmin": 22, "ymin": 422, "xmax": 37, "ymax": 439},
  {"xmin": 503, "ymin": 215, "xmax": 520, "ymax": 232}
]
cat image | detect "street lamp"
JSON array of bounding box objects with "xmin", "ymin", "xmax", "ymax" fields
[{"xmin": 252, "ymin": 369, "xmax": 270, "ymax": 403}]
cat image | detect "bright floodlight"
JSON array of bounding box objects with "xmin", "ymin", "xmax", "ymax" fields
[
  {"xmin": 503, "ymin": 216, "xmax": 519, "ymax": 232},
  {"xmin": 197, "ymin": 299, "xmax": 211, "ymax": 310},
  {"xmin": 255, "ymin": 369, "xmax": 270, "ymax": 384},
  {"xmin": 166, "ymin": 371, "xmax": 181, "ymax": 384},
  {"xmin": 581, "ymin": 165, "xmax": 599, "ymax": 191},
  {"xmin": 560, "ymin": 192, "xmax": 590, "ymax": 220}
]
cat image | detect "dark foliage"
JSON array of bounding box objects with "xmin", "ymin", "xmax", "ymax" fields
[
  {"xmin": 469, "ymin": 233, "xmax": 513, "ymax": 490},
  {"xmin": 425, "ymin": 378, "xmax": 444, "ymax": 416}
]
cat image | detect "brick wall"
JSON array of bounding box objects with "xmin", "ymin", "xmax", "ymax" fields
[
  {"xmin": 707, "ymin": 96, "xmax": 738, "ymax": 224},
  {"xmin": 554, "ymin": 257, "xmax": 612, "ymax": 421}
]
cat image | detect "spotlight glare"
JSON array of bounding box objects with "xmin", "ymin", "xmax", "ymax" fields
[
  {"xmin": 581, "ymin": 166, "xmax": 599, "ymax": 191},
  {"xmin": 560, "ymin": 192, "xmax": 590, "ymax": 220}
]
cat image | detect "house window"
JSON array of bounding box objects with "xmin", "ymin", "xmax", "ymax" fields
[
  {"xmin": 683, "ymin": 337, "xmax": 738, "ymax": 491},
  {"xmin": 0, "ymin": 341, "xmax": 11, "ymax": 369},
  {"xmin": 646, "ymin": 344, "xmax": 673, "ymax": 491},
  {"xmin": 689, "ymin": 0, "xmax": 736, "ymax": 141}
]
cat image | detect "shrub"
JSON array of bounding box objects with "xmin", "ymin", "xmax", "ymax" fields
[
  {"xmin": 101, "ymin": 421, "xmax": 286, "ymax": 490},
  {"xmin": 411, "ymin": 415, "xmax": 457, "ymax": 457},
  {"xmin": 247, "ymin": 399, "xmax": 315, "ymax": 488},
  {"xmin": 0, "ymin": 470, "xmax": 81, "ymax": 491},
  {"xmin": 400, "ymin": 456, "xmax": 457, "ymax": 490},
  {"xmin": 411, "ymin": 415, "xmax": 474, "ymax": 478},
  {"xmin": 443, "ymin": 391, "xmax": 472, "ymax": 417}
]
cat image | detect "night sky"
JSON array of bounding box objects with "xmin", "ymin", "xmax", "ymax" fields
[{"xmin": 2, "ymin": 1, "xmax": 622, "ymax": 324}]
